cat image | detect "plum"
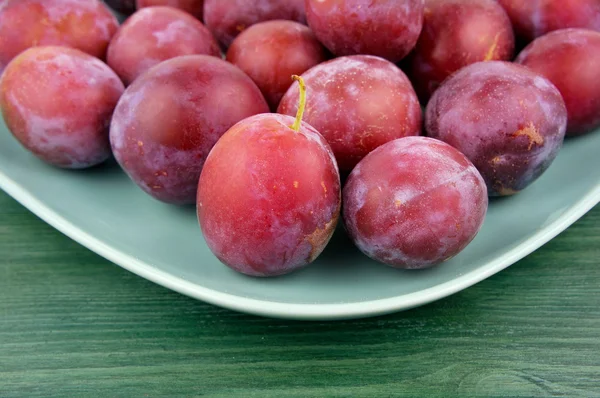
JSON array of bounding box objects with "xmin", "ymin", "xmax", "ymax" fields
[
  {"xmin": 226, "ymin": 20, "xmax": 327, "ymax": 110},
  {"xmin": 197, "ymin": 77, "xmax": 341, "ymax": 277},
  {"xmin": 137, "ymin": 0, "xmax": 204, "ymax": 20},
  {"xmin": 105, "ymin": 0, "xmax": 136, "ymax": 14},
  {"xmin": 305, "ymin": 0, "xmax": 424, "ymax": 63},
  {"xmin": 107, "ymin": 6, "xmax": 220, "ymax": 85},
  {"xmin": 516, "ymin": 28, "xmax": 600, "ymax": 136},
  {"xmin": 343, "ymin": 136, "xmax": 488, "ymax": 269},
  {"xmin": 407, "ymin": 0, "xmax": 514, "ymax": 102},
  {"xmin": 278, "ymin": 55, "xmax": 422, "ymax": 173},
  {"xmin": 0, "ymin": 46, "xmax": 124, "ymax": 169},
  {"xmin": 110, "ymin": 55, "xmax": 269, "ymax": 205},
  {"xmin": 203, "ymin": 0, "xmax": 306, "ymax": 48},
  {"xmin": 0, "ymin": 0, "xmax": 119, "ymax": 72},
  {"xmin": 425, "ymin": 61, "xmax": 567, "ymax": 196},
  {"xmin": 496, "ymin": 0, "xmax": 600, "ymax": 43}
]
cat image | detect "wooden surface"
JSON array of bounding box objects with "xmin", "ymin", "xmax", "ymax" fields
[{"xmin": 0, "ymin": 189, "xmax": 599, "ymax": 397}]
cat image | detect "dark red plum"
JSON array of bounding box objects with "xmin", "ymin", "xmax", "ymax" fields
[
  {"xmin": 110, "ymin": 55, "xmax": 269, "ymax": 204},
  {"xmin": 408, "ymin": 0, "xmax": 514, "ymax": 102},
  {"xmin": 278, "ymin": 55, "xmax": 422, "ymax": 173},
  {"xmin": 0, "ymin": 0, "xmax": 119, "ymax": 72},
  {"xmin": 0, "ymin": 46, "xmax": 124, "ymax": 168},
  {"xmin": 137, "ymin": 0, "xmax": 204, "ymax": 20},
  {"xmin": 425, "ymin": 61, "xmax": 567, "ymax": 196},
  {"xmin": 226, "ymin": 20, "xmax": 327, "ymax": 110},
  {"xmin": 496, "ymin": 0, "xmax": 600, "ymax": 42},
  {"xmin": 343, "ymin": 136, "xmax": 488, "ymax": 269},
  {"xmin": 204, "ymin": 0, "xmax": 306, "ymax": 48},
  {"xmin": 197, "ymin": 87, "xmax": 341, "ymax": 277},
  {"xmin": 305, "ymin": 0, "xmax": 424, "ymax": 63},
  {"xmin": 516, "ymin": 28, "xmax": 600, "ymax": 136},
  {"xmin": 107, "ymin": 7, "xmax": 220, "ymax": 85}
]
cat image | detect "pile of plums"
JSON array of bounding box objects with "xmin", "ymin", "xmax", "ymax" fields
[{"xmin": 1, "ymin": 0, "xmax": 599, "ymax": 277}]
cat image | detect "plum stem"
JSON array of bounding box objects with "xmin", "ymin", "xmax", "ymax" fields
[{"xmin": 291, "ymin": 75, "xmax": 306, "ymax": 132}]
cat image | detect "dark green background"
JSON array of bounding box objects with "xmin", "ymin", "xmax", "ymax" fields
[{"xmin": 1, "ymin": 190, "xmax": 598, "ymax": 397}]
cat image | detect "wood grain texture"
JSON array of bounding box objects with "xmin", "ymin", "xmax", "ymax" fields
[{"xmin": 0, "ymin": 190, "xmax": 599, "ymax": 398}]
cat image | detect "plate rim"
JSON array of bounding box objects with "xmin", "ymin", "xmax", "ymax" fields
[{"xmin": 1, "ymin": 167, "xmax": 599, "ymax": 321}]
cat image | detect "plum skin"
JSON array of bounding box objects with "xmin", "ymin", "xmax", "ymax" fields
[
  {"xmin": 425, "ymin": 61, "xmax": 567, "ymax": 196},
  {"xmin": 516, "ymin": 28, "xmax": 600, "ymax": 136},
  {"xmin": 343, "ymin": 136, "xmax": 488, "ymax": 269},
  {"xmin": 278, "ymin": 55, "xmax": 422, "ymax": 173},
  {"xmin": 0, "ymin": 0, "xmax": 119, "ymax": 72},
  {"xmin": 0, "ymin": 46, "xmax": 125, "ymax": 169},
  {"xmin": 107, "ymin": 6, "xmax": 220, "ymax": 86},
  {"xmin": 407, "ymin": 0, "xmax": 515, "ymax": 102},
  {"xmin": 496, "ymin": 0, "xmax": 600, "ymax": 42},
  {"xmin": 203, "ymin": 0, "xmax": 306, "ymax": 48},
  {"xmin": 137, "ymin": 0, "xmax": 205, "ymax": 20},
  {"xmin": 110, "ymin": 55, "xmax": 269, "ymax": 205},
  {"xmin": 226, "ymin": 20, "xmax": 327, "ymax": 111},
  {"xmin": 305, "ymin": 0, "xmax": 424, "ymax": 63},
  {"xmin": 197, "ymin": 113, "xmax": 341, "ymax": 277}
]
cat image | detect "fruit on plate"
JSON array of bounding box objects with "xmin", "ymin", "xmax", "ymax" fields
[
  {"xmin": 107, "ymin": 6, "xmax": 220, "ymax": 86},
  {"xmin": 425, "ymin": 61, "xmax": 567, "ymax": 196},
  {"xmin": 516, "ymin": 28, "xmax": 600, "ymax": 136},
  {"xmin": 226, "ymin": 20, "xmax": 327, "ymax": 111},
  {"xmin": 305, "ymin": 0, "xmax": 424, "ymax": 63},
  {"xmin": 278, "ymin": 55, "xmax": 422, "ymax": 174},
  {"xmin": 204, "ymin": 0, "xmax": 306, "ymax": 48},
  {"xmin": 197, "ymin": 77, "xmax": 341, "ymax": 277},
  {"xmin": 137, "ymin": 0, "xmax": 204, "ymax": 20},
  {"xmin": 496, "ymin": 0, "xmax": 600, "ymax": 42},
  {"xmin": 343, "ymin": 136, "xmax": 488, "ymax": 269},
  {"xmin": 109, "ymin": 55, "xmax": 269, "ymax": 205},
  {"xmin": 407, "ymin": 0, "xmax": 514, "ymax": 102},
  {"xmin": 0, "ymin": 46, "xmax": 124, "ymax": 169},
  {"xmin": 0, "ymin": 0, "xmax": 119, "ymax": 72}
]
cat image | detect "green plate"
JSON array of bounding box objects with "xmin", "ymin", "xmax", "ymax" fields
[{"xmin": 1, "ymin": 113, "xmax": 599, "ymax": 320}]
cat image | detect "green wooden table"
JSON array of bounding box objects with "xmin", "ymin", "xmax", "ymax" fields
[{"xmin": 1, "ymin": 189, "xmax": 598, "ymax": 397}]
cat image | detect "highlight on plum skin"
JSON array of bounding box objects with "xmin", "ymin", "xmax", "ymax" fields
[
  {"xmin": 0, "ymin": 46, "xmax": 125, "ymax": 169},
  {"xmin": 407, "ymin": 0, "xmax": 515, "ymax": 102},
  {"xmin": 109, "ymin": 55, "xmax": 269, "ymax": 205},
  {"xmin": 425, "ymin": 61, "xmax": 567, "ymax": 197},
  {"xmin": 226, "ymin": 20, "xmax": 327, "ymax": 111},
  {"xmin": 197, "ymin": 113, "xmax": 341, "ymax": 277},
  {"xmin": 107, "ymin": 6, "xmax": 220, "ymax": 86},
  {"xmin": 204, "ymin": 0, "xmax": 306, "ymax": 49},
  {"xmin": 305, "ymin": 0, "xmax": 424, "ymax": 63},
  {"xmin": 516, "ymin": 28, "xmax": 600, "ymax": 137},
  {"xmin": 278, "ymin": 55, "xmax": 422, "ymax": 174},
  {"xmin": 496, "ymin": 0, "xmax": 600, "ymax": 43},
  {"xmin": 343, "ymin": 136, "xmax": 488, "ymax": 270},
  {"xmin": 136, "ymin": 0, "xmax": 205, "ymax": 21},
  {"xmin": 0, "ymin": 0, "xmax": 119, "ymax": 72}
]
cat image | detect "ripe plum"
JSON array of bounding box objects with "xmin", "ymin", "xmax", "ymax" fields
[
  {"xmin": 107, "ymin": 6, "xmax": 220, "ymax": 85},
  {"xmin": 278, "ymin": 55, "xmax": 421, "ymax": 173},
  {"xmin": 425, "ymin": 61, "xmax": 567, "ymax": 196},
  {"xmin": 343, "ymin": 136, "xmax": 488, "ymax": 269},
  {"xmin": 204, "ymin": 0, "xmax": 306, "ymax": 48},
  {"xmin": 0, "ymin": 0, "xmax": 119, "ymax": 72},
  {"xmin": 197, "ymin": 77, "xmax": 340, "ymax": 277},
  {"xmin": 0, "ymin": 46, "xmax": 124, "ymax": 168},
  {"xmin": 516, "ymin": 28, "xmax": 600, "ymax": 136},
  {"xmin": 305, "ymin": 0, "xmax": 424, "ymax": 63},
  {"xmin": 226, "ymin": 20, "xmax": 327, "ymax": 110},
  {"xmin": 109, "ymin": 55, "xmax": 269, "ymax": 204}
]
